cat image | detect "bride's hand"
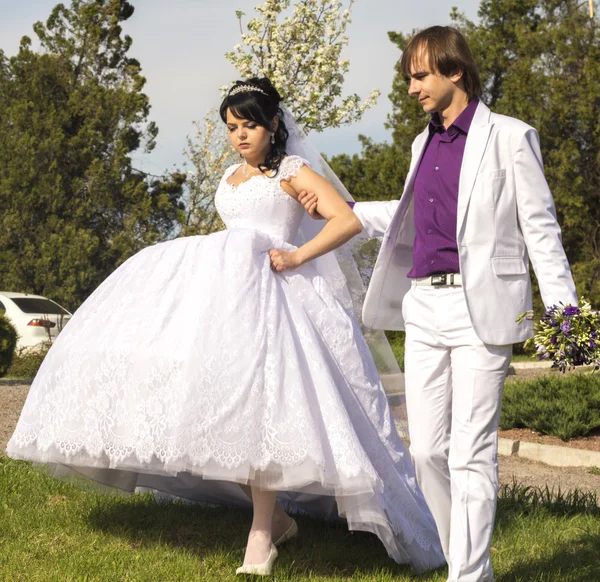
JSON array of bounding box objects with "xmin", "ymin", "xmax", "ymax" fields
[
  {"xmin": 298, "ymin": 191, "xmax": 324, "ymax": 220},
  {"xmin": 269, "ymin": 249, "xmax": 302, "ymax": 272}
]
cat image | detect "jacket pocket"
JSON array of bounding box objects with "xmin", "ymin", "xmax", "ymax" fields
[
  {"xmin": 487, "ymin": 168, "xmax": 506, "ymax": 180},
  {"xmin": 491, "ymin": 256, "xmax": 527, "ymax": 276}
]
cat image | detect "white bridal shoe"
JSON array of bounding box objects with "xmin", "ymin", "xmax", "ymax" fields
[
  {"xmin": 236, "ymin": 543, "xmax": 278, "ymax": 576},
  {"xmin": 273, "ymin": 518, "xmax": 298, "ymax": 547}
]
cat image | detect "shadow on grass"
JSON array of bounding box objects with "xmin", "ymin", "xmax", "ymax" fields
[
  {"xmin": 87, "ymin": 497, "xmax": 441, "ymax": 579},
  {"xmin": 498, "ymin": 534, "xmax": 600, "ymax": 582},
  {"xmin": 495, "ymin": 485, "xmax": 600, "ymax": 582}
]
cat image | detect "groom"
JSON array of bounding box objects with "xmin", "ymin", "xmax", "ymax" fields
[{"xmin": 300, "ymin": 26, "xmax": 577, "ymax": 581}]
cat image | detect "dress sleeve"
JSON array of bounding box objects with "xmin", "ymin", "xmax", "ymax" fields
[{"xmin": 278, "ymin": 155, "xmax": 310, "ymax": 181}]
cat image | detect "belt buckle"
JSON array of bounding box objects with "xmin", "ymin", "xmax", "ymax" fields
[{"xmin": 431, "ymin": 274, "xmax": 448, "ymax": 286}]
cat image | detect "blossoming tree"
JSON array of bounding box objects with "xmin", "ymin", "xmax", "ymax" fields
[
  {"xmin": 226, "ymin": 0, "xmax": 379, "ymax": 133},
  {"xmin": 182, "ymin": 110, "xmax": 237, "ymax": 235},
  {"xmin": 185, "ymin": 0, "xmax": 378, "ymax": 234}
]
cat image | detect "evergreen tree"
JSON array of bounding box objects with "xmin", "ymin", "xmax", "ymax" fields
[
  {"xmin": 326, "ymin": 137, "xmax": 407, "ymax": 202},
  {"xmin": 0, "ymin": 1, "xmax": 185, "ymax": 310}
]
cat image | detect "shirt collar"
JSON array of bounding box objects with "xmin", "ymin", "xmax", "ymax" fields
[{"xmin": 430, "ymin": 97, "xmax": 479, "ymax": 135}]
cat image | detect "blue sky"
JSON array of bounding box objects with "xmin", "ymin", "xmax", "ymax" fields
[{"xmin": 1, "ymin": 0, "xmax": 481, "ymax": 175}]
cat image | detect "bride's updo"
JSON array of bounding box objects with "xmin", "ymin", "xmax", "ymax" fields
[{"xmin": 219, "ymin": 77, "xmax": 289, "ymax": 175}]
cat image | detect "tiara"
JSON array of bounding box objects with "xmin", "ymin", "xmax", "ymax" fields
[{"xmin": 229, "ymin": 84, "xmax": 268, "ymax": 97}]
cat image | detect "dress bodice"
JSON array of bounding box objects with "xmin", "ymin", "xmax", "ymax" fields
[{"xmin": 215, "ymin": 155, "xmax": 307, "ymax": 244}]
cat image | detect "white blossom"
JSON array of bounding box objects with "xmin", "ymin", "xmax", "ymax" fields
[
  {"xmin": 183, "ymin": 109, "xmax": 237, "ymax": 235},
  {"xmin": 225, "ymin": 0, "xmax": 380, "ymax": 133}
]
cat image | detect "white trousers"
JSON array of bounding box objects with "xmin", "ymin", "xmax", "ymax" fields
[{"xmin": 403, "ymin": 285, "xmax": 511, "ymax": 582}]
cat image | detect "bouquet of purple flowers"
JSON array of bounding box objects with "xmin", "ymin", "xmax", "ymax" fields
[{"xmin": 517, "ymin": 299, "xmax": 600, "ymax": 372}]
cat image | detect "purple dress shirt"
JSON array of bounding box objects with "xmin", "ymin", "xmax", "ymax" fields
[{"xmin": 407, "ymin": 98, "xmax": 479, "ymax": 278}]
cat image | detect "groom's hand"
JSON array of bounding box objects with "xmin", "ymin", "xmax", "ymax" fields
[{"xmin": 298, "ymin": 191, "xmax": 324, "ymax": 220}]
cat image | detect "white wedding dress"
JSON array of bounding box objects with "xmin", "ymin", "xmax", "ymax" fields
[{"xmin": 7, "ymin": 156, "xmax": 444, "ymax": 572}]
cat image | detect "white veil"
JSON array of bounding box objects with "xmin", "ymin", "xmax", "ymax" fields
[{"xmin": 282, "ymin": 106, "xmax": 408, "ymax": 438}]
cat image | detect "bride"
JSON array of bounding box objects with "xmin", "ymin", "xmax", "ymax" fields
[{"xmin": 7, "ymin": 78, "xmax": 444, "ymax": 576}]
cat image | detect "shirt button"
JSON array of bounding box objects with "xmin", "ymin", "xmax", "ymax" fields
[
  {"xmin": 429, "ymin": 198, "xmax": 434, "ymax": 203},
  {"xmin": 435, "ymin": 166, "xmax": 439, "ymax": 171},
  {"xmin": 430, "ymin": 260, "xmax": 435, "ymax": 265},
  {"xmin": 427, "ymin": 229, "xmax": 432, "ymax": 234}
]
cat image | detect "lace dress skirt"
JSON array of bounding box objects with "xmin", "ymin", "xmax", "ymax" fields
[{"xmin": 7, "ymin": 229, "xmax": 444, "ymax": 572}]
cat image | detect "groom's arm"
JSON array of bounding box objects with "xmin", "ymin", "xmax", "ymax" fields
[
  {"xmin": 514, "ymin": 128, "xmax": 577, "ymax": 307},
  {"xmin": 352, "ymin": 200, "xmax": 400, "ymax": 238},
  {"xmin": 298, "ymin": 191, "xmax": 399, "ymax": 238}
]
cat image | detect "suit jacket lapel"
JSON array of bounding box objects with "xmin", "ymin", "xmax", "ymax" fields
[
  {"xmin": 457, "ymin": 102, "xmax": 493, "ymax": 234},
  {"xmin": 391, "ymin": 126, "xmax": 429, "ymax": 225},
  {"xmin": 405, "ymin": 127, "xmax": 429, "ymax": 194}
]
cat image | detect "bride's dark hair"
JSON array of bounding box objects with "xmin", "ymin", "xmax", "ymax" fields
[{"xmin": 219, "ymin": 77, "xmax": 289, "ymax": 175}]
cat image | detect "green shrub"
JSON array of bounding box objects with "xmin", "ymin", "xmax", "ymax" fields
[
  {"xmin": 512, "ymin": 340, "xmax": 537, "ymax": 358},
  {"xmin": 500, "ymin": 374, "xmax": 600, "ymax": 441},
  {"xmin": 6, "ymin": 344, "xmax": 49, "ymax": 379},
  {"xmin": 386, "ymin": 330, "xmax": 405, "ymax": 372},
  {"xmin": 0, "ymin": 313, "xmax": 19, "ymax": 376}
]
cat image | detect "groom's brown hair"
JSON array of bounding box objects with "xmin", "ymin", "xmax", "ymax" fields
[{"xmin": 401, "ymin": 26, "xmax": 482, "ymax": 101}]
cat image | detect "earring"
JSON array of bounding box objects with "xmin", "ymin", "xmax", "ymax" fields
[{"xmin": 270, "ymin": 134, "xmax": 275, "ymax": 145}]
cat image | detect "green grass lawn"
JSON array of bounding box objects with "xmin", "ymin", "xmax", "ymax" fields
[
  {"xmin": 510, "ymin": 354, "xmax": 537, "ymax": 363},
  {"xmin": 1, "ymin": 457, "xmax": 600, "ymax": 581},
  {"xmin": 0, "ymin": 376, "xmax": 33, "ymax": 382}
]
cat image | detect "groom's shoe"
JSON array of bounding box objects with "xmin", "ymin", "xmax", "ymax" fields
[
  {"xmin": 273, "ymin": 518, "xmax": 298, "ymax": 547},
  {"xmin": 236, "ymin": 543, "xmax": 278, "ymax": 576}
]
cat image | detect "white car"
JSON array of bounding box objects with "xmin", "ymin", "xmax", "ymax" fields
[{"xmin": 0, "ymin": 292, "xmax": 72, "ymax": 349}]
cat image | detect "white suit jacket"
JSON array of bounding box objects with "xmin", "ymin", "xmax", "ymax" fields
[{"xmin": 354, "ymin": 101, "xmax": 577, "ymax": 345}]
